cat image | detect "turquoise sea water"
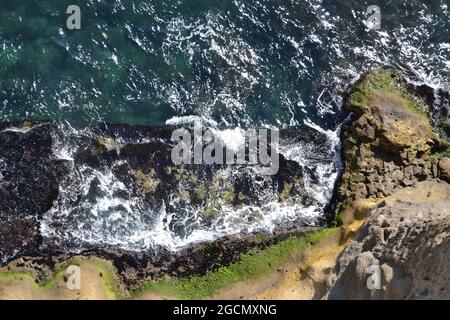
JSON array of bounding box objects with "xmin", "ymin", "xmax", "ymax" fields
[{"xmin": 1, "ymin": 0, "xmax": 449, "ymax": 128}]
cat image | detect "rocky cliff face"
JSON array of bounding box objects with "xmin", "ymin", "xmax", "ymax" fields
[
  {"xmin": 336, "ymin": 71, "xmax": 448, "ymax": 207},
  {"xmin": 326, "ymin": 70, "xmax": 450, "ymax": 299},
  {"xmin": 328, "ymin": 180, "xmax": 449, "ymax": 299}
]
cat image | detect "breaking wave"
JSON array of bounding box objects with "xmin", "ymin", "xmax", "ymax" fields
[{"xmin": 41, "ymin": 121, "xmax": 340, "ymax": 251}]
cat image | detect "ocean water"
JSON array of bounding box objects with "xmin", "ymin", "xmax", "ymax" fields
[{"xmin": 1, "ymin": 0, "xmax": 449, "ymax": 253}]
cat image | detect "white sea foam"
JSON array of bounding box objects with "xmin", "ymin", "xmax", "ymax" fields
[
  {"xmin": 40, "ymin": 119, "xmax": 339, "ymax": 252},
  {"xmin": 0, "ymin": 125, "xmax": 37, "ymax": 134},
  {"xmin": 0, "ymin": 159, "xmax": 6, "ymax": 181},
  {"xmin": 210, "ymin": 127, "xmax": 246, "ymax": 152},
  {"xmin": 166, "ymin": 115, "xmax": 217, "ymax": 127}
]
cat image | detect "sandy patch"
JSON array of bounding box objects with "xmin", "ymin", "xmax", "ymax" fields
[{"xmin": 0, "ymin": 260, "xmax": 111, "ymax": 300}]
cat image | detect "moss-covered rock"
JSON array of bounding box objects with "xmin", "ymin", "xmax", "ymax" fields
[
  {"xmin": 335, "ymin": 69, "xmax": 443, "ymax": 215},
  {"xmin": 98, "ymin": 136, "xmax": 119, "ymax": 151},
  {"xmin": 132, "ymin": 169, "xmax": 160, "ymax": 194},
  {"xmin": 440, "ymin": 119, "xmax": 450, "ymax": 137},
  {"xmin": 348, "ymin": 70, "xmax": 436, "ymax": 153}
]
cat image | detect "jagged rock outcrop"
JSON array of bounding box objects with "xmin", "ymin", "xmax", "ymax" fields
[
  {"xmin": 327, "ymin": 181, "xmax": 449, "ymax": 299},
  {"xmin": 334, "ymin": 70, "xmax": 448, "ymax": 219},
  {"xmin": 327, "ymin": 70, "xmax": 450, "ymax": 300},
  {"xmin": 439, "ymin": 157, "xmax": 450, "ymax": 183}
]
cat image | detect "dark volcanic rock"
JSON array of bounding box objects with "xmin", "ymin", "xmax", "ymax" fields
[
  {"xmin": 94, "ymin": 225, "xmax": 320, "ymax": 286},
  {"xmin": 0, "ymin": 123, "xmax": 71, "ymax": 263},
  {"xmin": 412, "ymin": 83, "xmax": 450, "ymax": 125}
]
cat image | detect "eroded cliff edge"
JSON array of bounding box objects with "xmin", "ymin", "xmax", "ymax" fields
[{"xmin": 325, "ymin": 70, "xmax": 450, "ymax": 299}]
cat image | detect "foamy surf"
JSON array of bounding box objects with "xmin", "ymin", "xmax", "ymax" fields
[{"xmin": 40, "ymin": 122, "xmax": 340, "ymax": 252}]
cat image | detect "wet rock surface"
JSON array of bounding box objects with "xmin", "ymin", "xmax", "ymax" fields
[
  {"xmin": 0, "ymin": 121, "xmax": 329, "ymax": 282},
  {"xmin": 92, "ymin": 225, "xmax": 320, "ymax": 286},
  {"xmin": 0, "ymin": 123, "xmax": 71, "ymax": 263}
]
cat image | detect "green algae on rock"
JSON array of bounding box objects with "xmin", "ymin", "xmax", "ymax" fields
[{"xmin": 333, "ymin": 70, "xmax": 448, "ymax": 226}]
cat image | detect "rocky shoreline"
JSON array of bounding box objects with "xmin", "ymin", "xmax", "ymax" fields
[
  {"xmin": 0, "ymin": 120, "xmax": 332, "ymax": 285},
  {"xmin": 0, "ymin": 69, "xmax": 449, "ymax": 298}
]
